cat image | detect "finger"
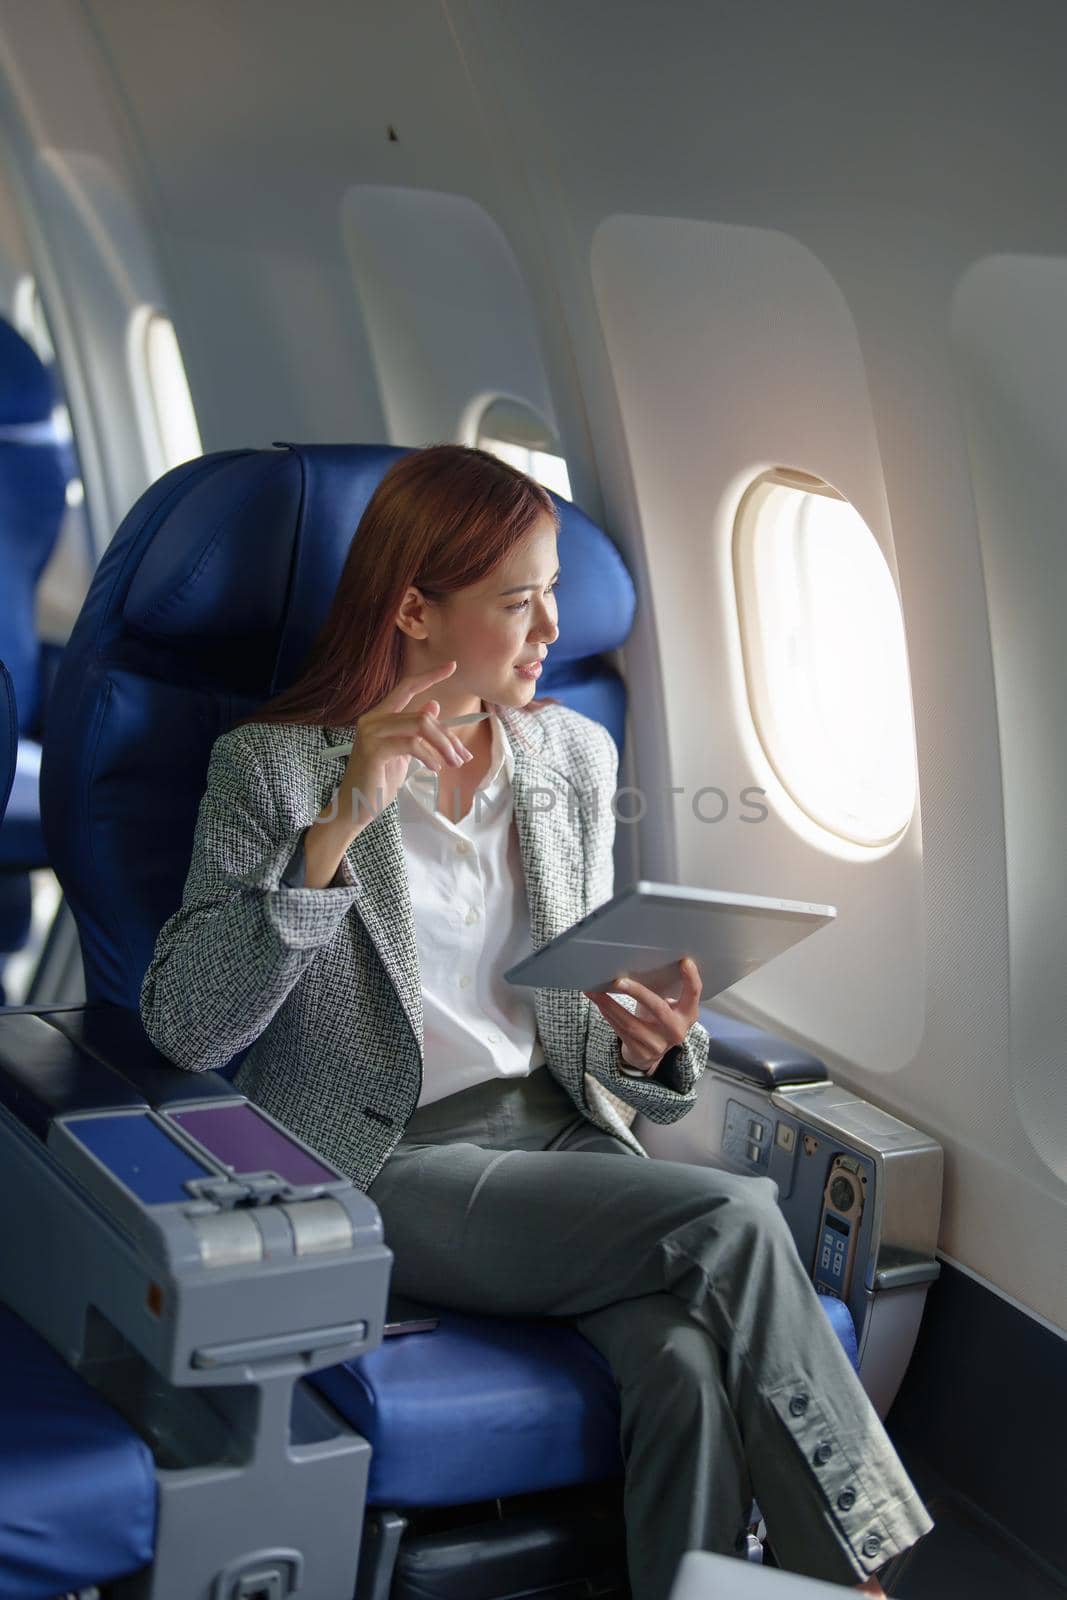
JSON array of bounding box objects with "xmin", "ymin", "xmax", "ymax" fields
[
  {"xmin": 589, "ymin": 990, "xmax": 678, "ymax": 1055},
  {"xmin": 612, "ymin": 985, "xmax": 689, "ymax": 1049},
  {"xmin": 611, "ymin": 977, "xmax": 676, "ymax": 1030},
  {"xmin": 414, "ymin": 708, "xmax": 470, "ymax": 767},
  {"xmin": 387, "ymin": 705, "xmax": 458, "ymax": 770},
  {"xmin": 391, "ymin": 661, "xmax": 457, "ymax": 709},
  {"xmin": 414, "ymin": 736, "xmax": 445, "ymax": 771},
  {"xmin": 453, "ymin": 736, "xmax": 473, "ymax": 764},
  {"xmin": 376, "ymin": 726, "xmax": 452, "ymax": 773}
]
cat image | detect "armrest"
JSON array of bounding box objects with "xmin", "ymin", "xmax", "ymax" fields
[
  {"xmin": 0, "ymin": 1011, "xmax": 147, "ymax": 1139},
  {"xmin": 0, "ymin": 1003, "xmax": 388, "ymax": 1599},
  {"xmin": 700, "ymin": 1004, "xmax": 829, "ymax": 1090},
  {"xmin": 1, "ymin": 1002, "xmax": 241, "ymax": 1109}
]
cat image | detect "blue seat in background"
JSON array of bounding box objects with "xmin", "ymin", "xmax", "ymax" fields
[
  {"xmin": 0, "ymin": 318, "xmax": 71, "ymax": 1003},
  {"xmin": 33, "ymin": 443, "xmax": 857, "ymax": 1596},
  {"xmin": 1, "ymin": 662, "xmax": 157, "ymax": 1599},
  {"xmin": 0, "ymin": 1301, "xmax": 156, "ymax": 1600}
]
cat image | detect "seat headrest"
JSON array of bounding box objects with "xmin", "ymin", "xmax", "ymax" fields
[
  {"xmin": 0, "ymin": 317, "xmax": 55, "ymax": 425},
  {"xmin": 118, "ymin": 443, "xmax": 634, "ymax": 686}
]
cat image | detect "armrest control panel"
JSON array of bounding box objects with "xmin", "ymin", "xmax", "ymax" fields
[{"xmin": 0, "ymin": 1007, "xmax": 391, "ymax": 1386}]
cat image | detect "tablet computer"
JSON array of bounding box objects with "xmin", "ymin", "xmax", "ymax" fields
[{"xmin": 503, "ymin": 881, "xmax": 836, "ymax": 996}]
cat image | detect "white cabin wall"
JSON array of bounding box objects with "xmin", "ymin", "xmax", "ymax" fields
[
  {"xmin": 0, "ymin": 0, "xmax": 1064, "ymax": 1329},
  {"xmin": 340, "ymin": 185, "xmax": 560, "ymax": 449}
]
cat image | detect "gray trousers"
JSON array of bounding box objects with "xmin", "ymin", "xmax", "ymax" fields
[{"xmin": 366, "ymin": 1066, "xmax": 935, "ymax": 1600}]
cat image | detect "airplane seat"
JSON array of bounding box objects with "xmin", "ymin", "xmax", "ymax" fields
[
  {"xmin": 0, "ymin": 1299, "xmax": 156, "ymax": 1600},
  {"xmin": 20, "ymin": 442, "xmax": 864, "ymax": 1599},
  {"xmin": 1, "ymin": 662, "xmax": 159, "ymax": 1599},
  {"xmin": 0, "ymin": 317, "xmax": 72, "ymax": 1005}
]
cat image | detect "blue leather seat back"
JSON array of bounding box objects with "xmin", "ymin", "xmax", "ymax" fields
[
  {"xmin": 0, "ymin": 322, "xmax": 72, "ymax": 962},
  {"xmin": 40, "ymin": 444, "xmax": 636, "ymax": 1022},
  {"xmin": 0, "ymin": 319, "xmax": 70, "ymax": 740}
]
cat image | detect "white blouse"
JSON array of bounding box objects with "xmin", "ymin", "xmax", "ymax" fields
[{"xmin": 395, "ymin": 709, "xmax": 547, "ymax": 1108}]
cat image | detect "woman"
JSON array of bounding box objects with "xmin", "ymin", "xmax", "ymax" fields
[{"xmin": 140, "ymin": 444, "xmax": 933, "ymax": 1599}]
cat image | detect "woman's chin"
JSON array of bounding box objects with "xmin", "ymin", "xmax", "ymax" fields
[{"xmin": 479, "ymin": 667, "xmax": 543, "ymax": 708}]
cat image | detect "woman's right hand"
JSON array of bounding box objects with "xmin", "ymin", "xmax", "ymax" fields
[{"xmin": 339, "ymin": 661, "xmax": 474, "ymax": 829}]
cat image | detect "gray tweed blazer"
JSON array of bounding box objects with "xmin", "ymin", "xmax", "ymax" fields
[{"xmin": 139, "ymin": 702, "xmax": 710, "ymax": 1192}]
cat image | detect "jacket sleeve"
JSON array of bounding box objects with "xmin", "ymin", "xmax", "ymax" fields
[
  {"xmin": 139, "ymin": 728, "xmax": 360, "ymax": 1072},
  {"xmin": 579, "ymin": 721, "xmax": 710, "ymax": 1123}
]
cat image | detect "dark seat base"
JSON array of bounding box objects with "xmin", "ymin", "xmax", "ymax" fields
[{"xmin": 375, "ymin": 1478, "xmax": 631, "ymax": 1600}]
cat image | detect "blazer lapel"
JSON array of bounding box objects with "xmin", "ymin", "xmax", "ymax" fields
[
  {"xmin": 500, "ymin": 709, "xmax": 590, "ymax": 1073},
  {"xmin": 317, "ymin": 728, "xmax": 424, "ymax": 1058},
  {"xmin": 501, "ymin": 709, "xmax": 586, "ymax": 952}
]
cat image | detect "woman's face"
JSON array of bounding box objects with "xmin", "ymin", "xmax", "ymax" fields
[{"xmin": 399, "ymin": 515, "xmax": 561, "ymax": 714}]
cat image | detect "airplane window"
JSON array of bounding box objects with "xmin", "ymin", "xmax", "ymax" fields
[
  {"xmin": 12, "ymin": 274, "xmax": 55, "ymax": 364},
  {"xmin": 475, "ymin": 397, "xmax": 572, "ymax": 500},
  {"xmin": 733, "ymin": 467, "xmax": 917, "ymax": 848},
  {"xmin": 131, "ymin": 306, "xmax": 203, "ymax": 475}
]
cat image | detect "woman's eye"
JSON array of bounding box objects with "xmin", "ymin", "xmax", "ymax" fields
[{"xmin": 508, "ymin": 581, "xmax": 559, "ymax": 613}]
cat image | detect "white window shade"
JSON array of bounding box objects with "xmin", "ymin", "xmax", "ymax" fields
[
  {"xmin": 130, "ymin": 307, "xmax": 203, "ymax": 475},
  {"xmin": 12, "ymin": 275, "xmax": 55, "ymax": 363},
  {"xmin": 734, "ymin": 470, "xmax": 917, "ymax": 847},
  {"xmin": 476, "ymin": 398, "xmax": 572, "ymax": 500}
]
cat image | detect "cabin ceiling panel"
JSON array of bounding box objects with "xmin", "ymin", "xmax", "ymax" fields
[
  {"xmin": 82, "ymin": 0, "xmax": 504, "ymax": 237},
  {"xmin": 457, "ymin": 0, "xmax": 1067, "ymax": 254}
]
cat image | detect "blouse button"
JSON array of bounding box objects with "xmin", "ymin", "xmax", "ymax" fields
[
  {"xmin": 456, "ymin": 841, "xmax": 470, "ymax": 855},
  {"xmin": 487, "ymin": 1032, "xmax": 501, "ymax": 1044},
  {"xmin": 459, "ymin": 975, "xmax": 472, "ymax": 989},
  {"xmin": 465, "ymin": 907, "xmax": 480, "ymax": 923}
]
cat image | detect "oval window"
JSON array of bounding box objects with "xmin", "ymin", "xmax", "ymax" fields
[{"xmin": 733, "ymin": 468, "xmax": 917, "ymax": 846}]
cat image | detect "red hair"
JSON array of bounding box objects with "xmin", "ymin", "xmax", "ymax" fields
[{"xmin": 232, "ymin": 444, "xmax": 560, "ymax": 733}]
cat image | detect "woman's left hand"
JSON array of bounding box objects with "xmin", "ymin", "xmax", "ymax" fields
[{"xmin": 583, "ymin": 958, "xmax": 704, "ymax": 1074}]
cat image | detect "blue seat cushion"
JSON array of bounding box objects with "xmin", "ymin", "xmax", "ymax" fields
[
  {"xmin": 0, "ymin": 1301, "xmax": 156, "ymax": 1599},
  {"xmin": 309, "ymin": 1309, "xmax": 625, "ymax": 1508},
  {"xmin": 307, "ymin": 1296, "xmax": 859, "ymax": 1510},
  {"xmin": 816, "ymin": 1290, "xmax": 859, "ymax": 1369}
]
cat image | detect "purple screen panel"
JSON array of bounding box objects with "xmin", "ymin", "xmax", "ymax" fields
[{"xmin": 169, "ymin": 1104, "xmax": 338, "ymax": 1184}]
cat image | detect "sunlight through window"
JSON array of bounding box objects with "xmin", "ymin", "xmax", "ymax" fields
[{"xmin": 734, "ymin": 468, "xmax": 917, "ymax": 846}]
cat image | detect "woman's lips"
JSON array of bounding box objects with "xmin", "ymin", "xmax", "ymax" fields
[{"xmin": 515, "ymin": 661, "xmax": 543, "ymax": 678}]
